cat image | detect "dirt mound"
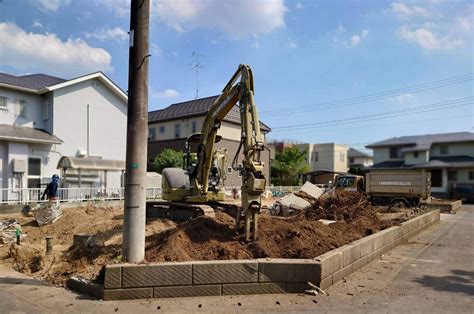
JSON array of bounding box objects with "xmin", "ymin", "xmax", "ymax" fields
[{"xmin": 146, "ymin": 193, "xmax": 387, "ymax": 262}]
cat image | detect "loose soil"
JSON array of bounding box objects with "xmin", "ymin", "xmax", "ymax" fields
[{"xmin": 0, "ymin": 192, "xmax": 426, "ymax": 286}]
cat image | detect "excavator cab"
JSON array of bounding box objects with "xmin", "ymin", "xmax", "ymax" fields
[{"xmin": 162, "ymin": 133, "xmax": 228, "ymax": 202}]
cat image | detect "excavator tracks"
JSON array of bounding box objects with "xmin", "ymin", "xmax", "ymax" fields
[{"xmin": 146, "ymin": 201, "xmax": 215, "ymax": 221}]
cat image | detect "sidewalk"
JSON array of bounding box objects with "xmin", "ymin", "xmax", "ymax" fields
[{"xmin": 1, "ymin": 206, "xmax": 473, "ymax": 313}]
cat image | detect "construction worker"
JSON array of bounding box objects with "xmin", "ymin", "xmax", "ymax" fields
[{"xmin": 41, "ymin": 174, "xmax": 59, "ymax": 201}]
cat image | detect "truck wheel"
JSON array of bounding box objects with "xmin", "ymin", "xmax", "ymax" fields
[{"xmin": 391, "ymin": 199, "xmax": 407, "ymax": 208}]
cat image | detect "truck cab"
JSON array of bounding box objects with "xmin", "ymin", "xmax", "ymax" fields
[{"xmin": 335, "ymin": 175, "xmax": 365, "ymax": 192}]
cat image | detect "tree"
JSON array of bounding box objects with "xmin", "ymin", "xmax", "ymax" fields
[
  {"xmin": 153, "ymin": 149, "xmax": 183, "ymax": 173},
  {"xmin": 271, "ymin": 147, "xmax": 310, "ymax": 186}
]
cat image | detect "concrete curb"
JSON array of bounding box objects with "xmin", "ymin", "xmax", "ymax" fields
[
  {"xmin": 98, "ymin": 210, "xmax": 440, "ymax": 300},
  {"xmin": 423, "ymin": 200, "xmax": 462, "ymax": 213}
]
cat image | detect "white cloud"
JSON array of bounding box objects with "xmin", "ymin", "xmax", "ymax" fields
[
  {"xmin": 151, "ymin": 43, "xmax": 162, "ymax": 56},
  {"xmin": 0, "ymin": 22, "xmax": 112, "ymax": 77},
  {"xmin": 336, "ymin": 24, "xmax": 346, "ymax": 34},
  {"xmin": 455, "ymin": 17, "xmax": 472, "ymax": 32},
  {"xmin": 350, "ymin": 35, "xmax": 361, "ymax": 46},
  {"xmin": 296, "ymin": 2, "xmax": 303, "ymax": 9},
  {"xmin": 391, "ymin": 2, "xmax": 429, "ymax": 18},
  {"xmin": 100, "ymin": 0, "xmax": 287, "ymax": 38},
  {"xmin": 398, "ymin": 25, "xmax": 464, "ymax": 50},
  {"xmin": 393, "ymin": 93, "xmax": 415, "ymax": 104},
  {"xmin": 152, "ymin": 0, "xmax": 287, "ymax": 38},
  {"xmin": 287, "ymin": 39, "xmax": 297, "ymax": 48},
  {"xmin": 30, "ymin": 0, "xmax": 71, "ymax": 12},
  {"xmin": 251, "ymin": 34, "xmax": 260, "ymax": 49},
  {"xmin": 101, "ymin": 0, "xmax": 130, "ymax": 17},
  {"xmin": 152, "ymin": 89, "xmax": 180, "ymax": 99},
  {"xmin": 350, "ymin": 30, "xmax": 369, "ymax": 46},
  {"xmin": 85, "ymin": 27, "xmax": 128, "ymax": 42},
  {"xmin": 32, "ymin": 20, "xmax": 43, "ymax": 28}
]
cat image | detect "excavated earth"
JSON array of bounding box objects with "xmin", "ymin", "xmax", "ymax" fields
[{"xmin": 0, "ymin": 191, "xmax": 426, "ymax": 286}]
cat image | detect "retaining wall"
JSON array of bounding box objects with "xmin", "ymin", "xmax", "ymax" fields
[
  {"xmin": 422, "ymin": 199, "xmax": 462, "ymax": 213},
  {"xmin": 101, "ymin": 210, "xmax": 440, "ymax": 300}
]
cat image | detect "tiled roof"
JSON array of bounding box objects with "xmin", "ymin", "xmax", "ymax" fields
[
  {"xmin": 0, "ymin": 72, "xmax": 66, "ymax": 90},
  {"xmin": 0, "ymin": 124, "xmax": 62, "ymax": 144},
  {"xmin": 149, "ymin": 95, "xmax": 271, "ymax": 132},
  {"xmin": 348, "ymin": 148, "xmax": 372, "ymax": 158},
  {"xmin": 366, "ymin": 132, "xmax": 474, "ymax": 149},
  {"xmin": 369, "ymin": 155, "xmax": 474, "ymax": 169}
]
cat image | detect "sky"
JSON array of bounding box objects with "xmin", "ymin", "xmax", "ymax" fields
[{"xmin": 1, "ymin": 0, "xmax": 473, "ymax": 153}]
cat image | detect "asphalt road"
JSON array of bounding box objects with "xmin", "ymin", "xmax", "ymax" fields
[{"xmin": 1, "ymin": 206, "xmax": 473, "ymax": 313}]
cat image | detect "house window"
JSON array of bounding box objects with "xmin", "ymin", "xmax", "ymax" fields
[
  {"xmin": 192, "ymin": 121, "xmax": 197, "ymax": 133},
  {"xmin": 414, "ymin": 151, "xmax": 418, "ymax": 158},
  {"xmin": 349, "ymin": 157, "xmax": 354, "ymax": 164},
  {"xmin": 174, "ymin": 124, "xmax": 181, "ymax": 138},
  {"xmin": 148, "ymin": 127, "xmax": 156, "ymax": 141},
  {"xmin": 389, "ymin": 147, "xmax": 402, "ymax": 159},
  {"xmin": 313, "ymin": 151, "xmax": 318, "ymax": 162},
  {"xmin": 469, "ymin": 171, "xmax": 474, "ymax": 180},
  {"xmin": 159, "ymin": 126, "xmax": 165, "ymax": 133},
  {"xmin": 448, "ymin": 170, "xmax": 457, "ymax": 181},
  {"xmin": 43, "ymin": 101, "xmax": 49, "ymax": 120},
  {"xmin": 0, "ymin": 96, "xmax": 7, "ymax": 109},
  {"xmin": 340, "ymin": 152, "xmax": 345, "ymax": 163},
  {"xmin": 17, "ymin": 100, "xmax": 26, "ymax": 117},
  {"xmin": 27, "ymin": 158, "xmax": 41, "ymax": 188},
  {"xmin": 440, "ymin": 146, "xmax": 449, "ymax": 155}
]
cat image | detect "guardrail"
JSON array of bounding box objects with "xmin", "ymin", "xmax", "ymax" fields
[{"xmin": 0, "ymin": 187, "xmax": 162, "ymax": 204}]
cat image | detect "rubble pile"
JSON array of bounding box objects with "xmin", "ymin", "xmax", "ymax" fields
[{"xmin": 269, "ymin": 182, "xmax": 324, "ymax": 216}]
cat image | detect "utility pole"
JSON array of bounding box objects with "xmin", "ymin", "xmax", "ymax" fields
[{"xmin": 123, "ymin": 0, "xmax": 150, "ymax": 263}]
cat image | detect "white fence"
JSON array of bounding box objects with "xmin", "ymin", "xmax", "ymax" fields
[
  {"xmin": 0, "ymin": 186, "xmax": 303, "ymax": 205},
  {"xmin": 0, "ymin": 187, "xmax": 162, "ymax": 205}
]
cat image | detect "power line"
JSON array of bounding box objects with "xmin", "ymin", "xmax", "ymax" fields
[
  {"xmin": 268, "ymin": 114, "xmax": 468, "ymax": 137},
  {"xmin": 272, "ymin": 97, "xmax": 473, "ymax": 132},
  {"xmin": 260, "ymin": 73, "xmax": 473, "ymax": 117}
]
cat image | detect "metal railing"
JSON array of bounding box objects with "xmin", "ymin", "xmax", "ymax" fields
[
  {"xmin": 0, "ymin": 185, "xmax": 306, "ymax": 205},
  {"xmin": 0, "ymin": 187, "xmax": 162, "ymax": 204}
]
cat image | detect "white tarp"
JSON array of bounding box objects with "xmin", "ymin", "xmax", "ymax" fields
[{"xmin": 32, "ymin": 201, "xmax": 62, "ymax": 226}]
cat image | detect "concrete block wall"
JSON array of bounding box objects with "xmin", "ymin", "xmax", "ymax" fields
[
  {"xmin": 316, "ymin": 210, "xmax": 440, "ymax": 289},
  {"xmin": 102, "ymin": 210, "xmax": 440, "ymax": 300},
  {"xmin": 103, "ymin": 259, "xmax": 320, "ymax": 300}
]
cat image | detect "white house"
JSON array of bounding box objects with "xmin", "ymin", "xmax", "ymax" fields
[{"xmin": 0, "ymin": 72, "xmax": 127, "ymax": 191}]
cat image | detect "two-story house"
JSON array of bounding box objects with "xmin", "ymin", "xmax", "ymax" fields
[
  {"xmin": 147, "ymin": 95, "xmax": 271, "ymax": 187},
  {"xmin": 366, "ymin": 132, "xmax": 474, "ymax": 197},
  {"xmin": 348, "ymin": 148, "xmax": 373, "ymax": 171},
  {"xmin": 294, "ymin": 142, "xmax": 349, "ymax": 184},
  {"xmin": 0, "ymin": 72, "xmax": 127, "ymax": 191}
]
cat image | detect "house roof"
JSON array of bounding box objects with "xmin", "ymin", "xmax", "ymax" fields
[
  {"xmin": 0, "ymin": 73, "xmax": 66, "ymax": 91},
  {"xmin": 348, "ymin": 148, "xmax": 373, "ymax": 158},
  {"xmin": 369, "ymin": 155, "xmax": 474, "ymax": 170},
  {"xmin": 0, "ymin": 124, "xmax": 62, "ymax": 145},
  {"xmin": 0, "ymin": 72, "xmax": 127, "ymax": 102},
  {"xmin": 366, "ymin": 132, "xmax": 474, "ymax": 149},
  {"xmin": 148, "ymin": 95, "xmax": 271, "ymax": 132}
]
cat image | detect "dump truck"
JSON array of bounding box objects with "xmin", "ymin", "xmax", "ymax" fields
[{"xmin": 335, "ymin": 169, "xmax": 431, "ymax": 207}]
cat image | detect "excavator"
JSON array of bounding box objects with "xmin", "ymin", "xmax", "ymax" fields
[{"xmin": 151, "ymin": 64, "xmax": 266, "ymax": 241}]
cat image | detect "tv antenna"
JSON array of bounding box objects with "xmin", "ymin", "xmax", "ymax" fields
[{"xmin": 190, "ymin": 51, "xmax": 204, "ymax": 99}]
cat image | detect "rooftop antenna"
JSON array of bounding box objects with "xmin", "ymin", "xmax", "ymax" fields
[{"xmin": 190, "ymin": 51, "xmax": 204, "ymax": 99}]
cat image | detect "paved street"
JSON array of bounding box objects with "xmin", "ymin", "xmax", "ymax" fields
[{"xmin": 1, "ymin": 206, "xmax": 473, "ymax": 313}]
